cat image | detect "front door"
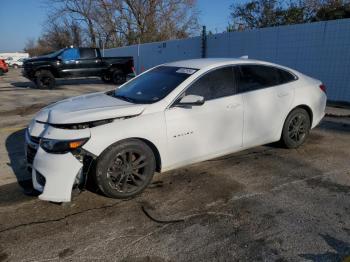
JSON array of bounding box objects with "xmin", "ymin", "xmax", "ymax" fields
[
  {"xmin": 60, "ymin": 48, "xmax": 80, "ymax": 77},
  {"xmin": 165, "ymin": 66, "xmax": 244, "ymax": 169}
]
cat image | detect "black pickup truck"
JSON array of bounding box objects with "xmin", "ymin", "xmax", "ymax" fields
[{"xmin": 22, "ymin": 47, "xmax": 134, "ymax": 89}]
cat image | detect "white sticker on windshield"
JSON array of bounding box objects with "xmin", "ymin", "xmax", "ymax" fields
[{"xmin": 176, "ymin": 68, "xmax": 196, "ymax": 75}]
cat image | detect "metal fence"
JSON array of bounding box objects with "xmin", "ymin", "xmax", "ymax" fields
[{"xmin": 105, "ymin": 19, "xmax": 350, "ymax": 102}]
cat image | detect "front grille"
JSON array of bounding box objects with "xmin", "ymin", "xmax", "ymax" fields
[{"xmin": 36, "ymin": 171, "xmax": 46, "ymax": 187}]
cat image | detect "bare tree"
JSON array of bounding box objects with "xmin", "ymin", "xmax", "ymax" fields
[
  {"xmin": 229, "ymin": 0, "xmax": 350, "ymax": 30},
  {"xmin": 26, "ymin": 0, "xmax": 199, "ymax": 55}
]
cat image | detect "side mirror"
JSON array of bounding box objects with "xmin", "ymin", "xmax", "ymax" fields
[{"xmin": 178, "ymin": 95, "xmax": 205, "ymax": 107}]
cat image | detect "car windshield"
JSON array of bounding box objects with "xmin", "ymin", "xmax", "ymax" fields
[
  {"xmin": 41, "ymin": 49, "xmax": 65, "ymax": 58},
  {"xmin": 110, "ymin": 66, "xmax": 198, "ymax": 104}
]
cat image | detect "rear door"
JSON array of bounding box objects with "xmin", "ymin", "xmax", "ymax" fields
[
  {"xmin": 165, "ymin": 66, "xmax": 244, "ymax": 168},
  {"xmin": 77, "ymin": 48, "xmax": 103, "ymax": 76},
  {"xmin": 236, "ymin": 65, "xmax": 295, "ymax": 147}
]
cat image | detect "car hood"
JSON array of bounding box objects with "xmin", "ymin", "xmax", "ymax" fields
[
  {"xmin": 34, "ymin": 92, "xmax": 146, "ymax": 124},
  {"xmin": 24, "ymin": 56, "xmax": 55, "ymax": 64}
]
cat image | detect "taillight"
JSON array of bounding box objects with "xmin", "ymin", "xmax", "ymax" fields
[
  {"xmin": 319, "ymin": 84, "xmax": 326, "ymax": 94},
  {"xmin": 131, "ymin": 66, "xmax": 136, "ymax": 75}
]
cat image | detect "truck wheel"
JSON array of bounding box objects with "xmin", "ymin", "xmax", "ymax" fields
[
  {"xmin": 95, "ymin": 139, "xmax": 156, "ymax": 199},
  {"xmin": 35, "ymin": 70, "xmax": 56, "ymax": 89},
  {"xmin": 112, "ymin": 70, "xmax": 126, "ymax": 85},
  {"xmin": 101, "ymin": 73, "xmax": 112, "ymax": 83}
]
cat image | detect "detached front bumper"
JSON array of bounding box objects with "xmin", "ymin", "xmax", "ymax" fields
[
  {"xmin": 25, "ymin": 123, "xmax": 91, "ymax": 202},
  {"xmin": 32, "ymin": 147, "xmax": 83, "ymax": 202}
]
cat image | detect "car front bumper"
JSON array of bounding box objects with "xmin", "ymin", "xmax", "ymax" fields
[
  {"xmin": 25, "ymin": 123, "xmax": 90, "ymax": 202},
  {"xmin": 31, "ymin": 147, "xmax": 83, "ymax": 202}
]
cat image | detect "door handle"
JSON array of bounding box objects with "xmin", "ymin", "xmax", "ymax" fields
[
  {"xmin": 226, "ymin": 103, "xmax": 241, "ymax": 109},
  {"xmin": 277, "ymin": 92, "xmax": 289, "ymax": 97}
]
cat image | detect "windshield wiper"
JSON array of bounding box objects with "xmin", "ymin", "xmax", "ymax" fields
[{"xmin": 114, "ymin": 94, "xmax": 136, "ymax": 103}]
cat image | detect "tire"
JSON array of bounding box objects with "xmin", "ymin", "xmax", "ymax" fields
[
  {"xmin": 13, "ymin": 64, "xmax": 19, "ymax": 69},
  {"xmin": 101, "ymin": 72, "xmax": 112, "ymax": 83},
  {"xmin": 0, "ymin": 69, "xmax": 3, "ymax": 76},
  {"xmin": 112, "ymin": 69, "xmax": 126, "ymax": 85},
  {"xmin": 281, "ymin": 108, "xmax": 311, "ymax": 149},
  {"xmin": 95, "ymin": 139, "xmax": 156, "ymax": 199},
  {"xmin": 35, "ymin": 70, "xmax": 56, "ymax": 89}
]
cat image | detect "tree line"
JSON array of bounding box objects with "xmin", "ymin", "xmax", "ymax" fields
[
  {"xmin": 228, "ymin": 0, "xmax": 350, "ymax": 31},
  {"xmin": 25, "ymin": 0, "xmax": 199, "ymax": 56},
  {"xmin": 25, "ymin": 0, "xmax": 350, "ymax": 56}
]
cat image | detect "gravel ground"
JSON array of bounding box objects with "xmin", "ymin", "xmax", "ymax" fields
[{"xmin": 0, "ymin": 69, "xmax": 349, "ymax": 262}]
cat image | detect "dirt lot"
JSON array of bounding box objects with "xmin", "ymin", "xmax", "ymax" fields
[{"xmin": 0, "ymin": 69, "xmax": 350, "ymax": 262}]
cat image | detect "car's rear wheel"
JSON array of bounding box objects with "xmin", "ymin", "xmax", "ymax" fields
[
  {"xmin": 13, "ymin": 64, "xmax": 19, "ymax": 69},
  {"xmin": 112, "ymin": 69, "xmax": 126, "ymax": 85},
  {"xmin": 281, "ymin": 108, "xmax": 311, "ymax": 148},
  {"xmin": 35, "ymin": 70, "xmax": 56, "ymax": 89},
  {"xmin": 95, "ymin": 139, "xmax": 156, "ymax": 199}
]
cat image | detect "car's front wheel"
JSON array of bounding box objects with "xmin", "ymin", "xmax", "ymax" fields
[
  {"xmin": 281, "ymin": 108, "xmax": 311, "ymax": 148},
  {"xmin": 35, "ymin": 70, "xmax": 56, "ymax": 89},
  {"xmin": 95, "ymin": 139, "xmax": 156, "ymax": 199}
]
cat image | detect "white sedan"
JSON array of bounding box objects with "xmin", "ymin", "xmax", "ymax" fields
[{"xmin": 25, "ymin": 58, "xmax": 327, "ymax": 202}]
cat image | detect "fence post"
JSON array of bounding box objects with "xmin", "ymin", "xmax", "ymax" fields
[{"xmin": 201, "ymin": 26, "xmax": 207, "ymax": 58}]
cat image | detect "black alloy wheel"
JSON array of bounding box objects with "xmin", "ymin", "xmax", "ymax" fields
[
  {"xmin": 112, "ymin": 69, "xmax": 126, "ymax": 85},
  {"xmin": 95, "ymin": 139, "xmax": 156, "ymax": 199},
  {"xmin": 101, "ymin": 72, "xmax": 112, "ymax": 83},
  {"xmin": 281, "ymin": 108, "xmax": 311, "ymax": 148},
  {"xmin": 288, "ymin": 114, "xmax": 307, "ymax": 143},
  {"xmin": 35, "ymin": 70, "xmax": 56, "ymax": 89}
]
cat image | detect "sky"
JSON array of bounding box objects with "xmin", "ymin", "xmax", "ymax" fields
[{"xmin": 0, "ymin": 0, "xmax": 235, "ymax": 53}]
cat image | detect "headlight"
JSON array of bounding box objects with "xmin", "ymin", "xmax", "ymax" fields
[{"xmin": 40, "ymin": 138, "xmax": 89, "ymax": 154}]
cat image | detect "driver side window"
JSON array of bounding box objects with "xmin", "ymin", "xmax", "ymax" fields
[
  {"xmin": 185, "ymin": 67, "xmax": 235, "ymax": 101},
  {"xmin": 61, "ymin": 48, "xmax": 80, "ymax": 61}
]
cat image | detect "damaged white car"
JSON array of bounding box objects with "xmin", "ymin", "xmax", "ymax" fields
[{"xmin": 25, "ymin": 58, "xmax": 327, "ymax": 202}]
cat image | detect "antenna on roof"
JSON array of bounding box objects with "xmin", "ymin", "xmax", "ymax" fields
[{"xmin": 240, "ymin": 55, "xmax": 248, "ymax": 59}]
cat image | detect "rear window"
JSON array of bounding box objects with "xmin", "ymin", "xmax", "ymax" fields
[
  {"xmin": 236, "ymin": 65, "xmax": 296, "ymax": 93},
  {"xmin": 80, "ymin": 48, "xmax": 97, "ymax": 59}
]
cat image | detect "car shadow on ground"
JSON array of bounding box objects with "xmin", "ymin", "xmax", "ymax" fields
[
  {"xmin": 10, "ymin": 77, "xmax": 107, "ymax": 89},
  {"xmin": 299, "ymin": 234, "xmax": 350, "ymax": 261},
  {"xmin": 0, "ymin": 182, "xmax": 36, "ymax": 207},
  {"xmin": 4, "ymin": 128, "xmax": 37, "ymax": 202}
]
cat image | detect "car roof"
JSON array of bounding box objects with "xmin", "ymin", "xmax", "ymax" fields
[{"xmin": 163, "ymin": 58, "xmax": 266, "ymax": 69}]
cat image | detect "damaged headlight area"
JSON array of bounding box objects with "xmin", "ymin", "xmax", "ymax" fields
[
  {"xmin": 42, "ymin": 118, "xmax": 115, "ymax": 130},
  {"xmin": 40, "ymin": 138, "xmax": 89, "ymax": 154}
]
